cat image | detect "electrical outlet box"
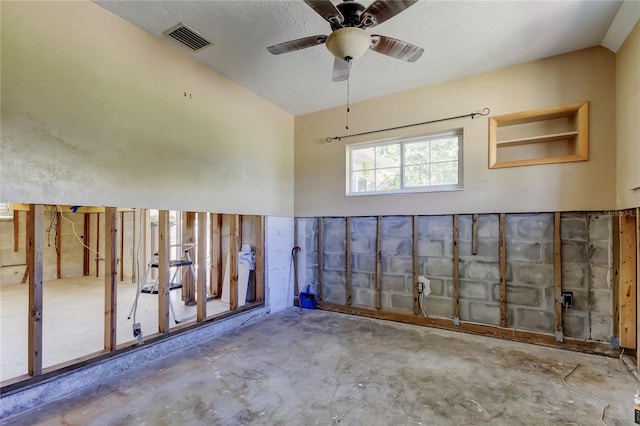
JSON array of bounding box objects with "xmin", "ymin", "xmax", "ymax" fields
[{"xmin": 557, "ymin": 291, "xmax": 574, "ymax": 308}]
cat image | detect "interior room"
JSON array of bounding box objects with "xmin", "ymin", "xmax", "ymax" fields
[{"xmin": 1, "ymin": 0, "xmax": 639, "ymax": 424}]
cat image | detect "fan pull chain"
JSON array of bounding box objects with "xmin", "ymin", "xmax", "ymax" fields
[{"xmin": 346, "ymin": 60, "xmax": 351, "ymax": 130}]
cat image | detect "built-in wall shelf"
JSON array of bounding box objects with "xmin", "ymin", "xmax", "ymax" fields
[{"xmin": 489, "ymin": 102, "xmax": 589, "ymax": 169}]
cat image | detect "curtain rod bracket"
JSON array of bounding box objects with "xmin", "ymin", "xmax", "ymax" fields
[{"xmin": 325, "ymin": 107, "xmax": 490, "ymax": 143}]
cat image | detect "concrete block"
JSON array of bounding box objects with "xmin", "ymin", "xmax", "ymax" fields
[
  {"xmin": 353, "ymin": 288, "xmax": 375, "ymax": 308},
  {"xmin": 560, "ymin": 215, "xmax": 588, "ymax": 241},
  {"xmin": 323, "ymin": 284, "xmax": 346, "ymax": 304},
  {"xmin": 323, "ymin": 270, "xmax": 345, "ymax": 287},
  {"xmin": 423, "ymin": 295, "xmax": 453, "ymax": 318},
  {"xmin": 458, "ymin": 215, "xmax": 472, "ymax": 242},
  {"xmin": 351, "ymin": 272, "xmax": 373, "ymax": 288},
  {"xmin": 515, "ymin": 308, "xmax": 555, "ymax": 333},
  {"xmin": 589, "ymin": 312, "xmax": 611, "ymax": 342},
  {"xmin": 566, "ymin": 289, "xmax": 588, "ymax": 311},
  {"xmin": 542, "ymin": 286, "xmax": 555, "ymax": 309},
  {"xmin": 388, "ymin": 257, "xmax": 413, "ymax": 275},
  {"xmin": 507, "ymin": 214, "xmax": 553, "ymax": 240},
  {"xmin": 381, "ymin": 238, "xmax": 412, "ymax": 256},
  {"xmin": 563, "ymin": 312, "xmax": 589, "ymax": 339},
  {"xmin": 323, "ymin": 218, "xmax": 345, "ymax": 254},
  {"xmin": 351, "ymin": 237, "xmax": 373, "ymax": 254},
  {"xmin": 588, "ymin": 241, "xmax": 610, "ymax": 267},
  {"xmin": 390, "ymin": 293, "xmax": 414, "ymax": 312},
  {"xmin": 459, "ymin": 241, "xmax": 498, "ymax": 259},
  {"xmin": 588, "ymin": 214, "xmax": 610, "ymax": 241},
  {"xmin": 589, "ymin": 289, "xmax": 611, "ymax": 314},
  {"xmin": 324, "ymin": 254, "xmax": 345, "ymax": 270},
  {"xmin": 355, "ymin": 254, "xmax": 376, "ymax": 272},
  {"xmin": 459, "ymin": 280, "xmax": 488, "ymax": 301},
  {"xmin": 351, "ymin": 217, "xmax": 377, "ymax": 238},
  {"xmin": 425, "ymin": 258, "xmax": 453, "ymax": 277},
  {"xmin": 478, "ymin": 214, "xmax": 499, "ymax": 239},
  {"xmin": 466, "ymin": 261, "xmax": 500, "ymax": 280},
  {"xmin": 504, "ymin": 285, "xmax": 541, "ymax": 307},
  {"xmin": 561, "ymin": 242, "xmax": 587, "ymax": 263},
  {"xmin": 418, "ymin": 216, "xmax": 452, "ymax": 239},
  {"xmin": 381, "ymin": 274, "xmax": 407, "ymax": 291},
  {"xmin": 467, "ymin": 302, "xmax": 501, "ymax": 326},
  {"xmin": 589, "ymin": 266, "xmax": 610, "ymax": 289},
  {"xmin": 561, "ymin": 263, "xmax": 587, "ymax": 289},
  {"xmin": 516, "ymin": 264, "xmax": 552, "ymax": 285},
  {"xmin": 426, "ymin": 278, "xmax": 445, "ymax": 296},
  {"xmin": 418, "ymin": 240, "xmax": 444, "ymax": 257},
  {"xmin": 382, "ymin": 216, "xmax": 412, "ymax": 238},
  {"xmin": 505, "ymin": 241, "xmax": 541, "ymax": 261}
]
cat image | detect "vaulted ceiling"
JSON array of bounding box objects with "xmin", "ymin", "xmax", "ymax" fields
[{"xmin": 94, "ymin": 1, "xmax": 625, "ymax": 115}]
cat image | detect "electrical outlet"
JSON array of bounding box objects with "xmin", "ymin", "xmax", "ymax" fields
[{"xmin": 132, "ymin": 323, "xmax": 143, "ymax": 345}]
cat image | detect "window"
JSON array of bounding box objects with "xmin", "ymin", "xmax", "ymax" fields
[
  {"xmin": 347, "ymin": 129, "xmax": 463, "ymax": 195},
  {"xmin": 0, "ymin": 202, "xmax": 12, "ymax": 219}
]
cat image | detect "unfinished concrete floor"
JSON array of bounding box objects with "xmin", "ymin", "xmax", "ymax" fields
[{"xmin": 3, "ymin": 309, "xmax": 637, "ymax": 425}]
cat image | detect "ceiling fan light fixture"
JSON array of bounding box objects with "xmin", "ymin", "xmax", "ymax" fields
[{"xmin": 326, "ymin": 27, "xmax": 371, "ymax": 61}]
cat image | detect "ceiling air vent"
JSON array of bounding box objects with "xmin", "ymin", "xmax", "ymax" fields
[{"xmin": 164, "ymin": 23, "xmax": 211, "ymax": 51}]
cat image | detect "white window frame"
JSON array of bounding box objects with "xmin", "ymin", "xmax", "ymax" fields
[
  {"xmin": 0, "ymin": 202, "xmax": 13, "ymax": 220},
  {"xmin": 346, "ymin": 129, "xmax": 464, "ymax": 196}
]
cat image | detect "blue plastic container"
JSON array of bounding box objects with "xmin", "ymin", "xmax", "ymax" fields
[{"xmin": 299, "ymin": 284, "xmax": 317, "ymax": 309}]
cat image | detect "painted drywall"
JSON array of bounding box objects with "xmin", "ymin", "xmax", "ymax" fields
[
  {"xmin": 294, "ymin": 47, "xmax": 617, "ymax": 217},
  {"xmin": 0, "ymin": 1, "xmax": 293, "ymax": 216},
  {"xmin": 616, "ymin": 19, "xmax": 640, "ymax": 209},
  {"xmin": 265, "ymin": 216, "xmax": 294, "ymax": 313}
]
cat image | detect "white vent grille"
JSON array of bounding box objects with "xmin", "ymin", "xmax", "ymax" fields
[{"xmin": 164, "ymin": 24, "xmax": 211, "ymax": 51}]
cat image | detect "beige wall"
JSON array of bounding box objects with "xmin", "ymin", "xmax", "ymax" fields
[
  {"xmin": 294, "ymin": 47, "xmax": 617, "ymax": 217},
  {"xmin": 616, "ymin": 20, "xmax": 640, "ymax": 209},
  {"xmin": 0, "ymin": 1, "xmax": 294, "ymax": 216}
]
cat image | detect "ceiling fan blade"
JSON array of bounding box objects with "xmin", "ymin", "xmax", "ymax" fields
[
  {"xmin": 304, "ymin": 0, "xmax": 344, "ymax": 25},
  {"xmin": 267, "ymin": 35, "xmax": 327, "ymax": 55},
  {"xmin": 360, "ymin": 0, "xmax": 419, "ymax": 28},
  {"xmin": 370, "ymin": 35, "xmax": 424, "ymax": 62},
  {"xmin": 332, "ymin": 58, "xmax": 350, "ymax": 82}
]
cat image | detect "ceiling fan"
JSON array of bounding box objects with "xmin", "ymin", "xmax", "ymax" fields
[{"xmin": 267, "ymin": 0, "xmax": 424, "ymax": 82}]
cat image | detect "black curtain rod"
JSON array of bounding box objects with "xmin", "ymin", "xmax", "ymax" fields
[{"xmin": 325, "ymin": 107, "xmax": 491, "ymax": 143}]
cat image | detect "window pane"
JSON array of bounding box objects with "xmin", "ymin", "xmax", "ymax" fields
[
  {"xmin": 431, "ymin": 137, "xmax": 458, "ymax": 162},
  {"xmin": 404, "ymin": 141, "xmax": 430, "ymax": 166},
  {"xmin": 431, "ymin": 161, "xmax": 458, "ymax": 185},
  {"xmin": 352, "ymin": 147, "xmax": 375, "ymax": 172},
  {"xmin": 352, "ymin": 171, "xmax": 375, "ymax": 193},
  {"xmin": 404, "ymin": 164, "xmax": 430, "ymax": 187},
  {"xmin": 375, "ymin": 144, "xmax": 401, "ymax": 168},
  {"xmin": 376, "ymin": 168, "xmax": 401, "ymax": 191}
]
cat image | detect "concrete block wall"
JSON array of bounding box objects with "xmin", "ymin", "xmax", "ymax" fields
[{"xmin": 296, "ymin": 211, "xmax": 614, "ymax": 342}]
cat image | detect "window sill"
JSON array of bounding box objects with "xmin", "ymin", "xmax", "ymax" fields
[{"xmin": 346, "ymin": 185, "xmax": 463, "ymax": 197}]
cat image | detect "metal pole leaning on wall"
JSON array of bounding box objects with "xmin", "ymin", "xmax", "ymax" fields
[{"xmin": 325, "ymin": 108, "xmax": 490, "ymax": 143}]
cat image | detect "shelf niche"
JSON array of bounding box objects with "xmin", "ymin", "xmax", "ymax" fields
[{"xmin": 488, "ymin": 101, "xmax": 589, "ymax": 169}]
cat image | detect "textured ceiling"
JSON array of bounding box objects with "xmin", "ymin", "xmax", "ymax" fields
[{"xmin": 94, "ymin": 0, "xmax": 623, "ymax": 116}]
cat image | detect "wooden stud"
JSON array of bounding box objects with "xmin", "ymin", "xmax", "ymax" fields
[
  {"xmin": 104, "ymin": 207, "xmax": 118, "ymax": 351},
  {"xmin": 119, "ymin": 211, "xmax": 124, "ymax": 282},
  {"xmin": 619, "ymin": 211, "xmax": 637, "ymax": 349},
  {"xmin": 56, "ymin": 211, "xmax": 62, "ymax": 279},
  {"xmin": 317, "ymin": 301, "xmax": 619, "ymax": 357},
  {"xmin": 22, "ymin": 210, "xmax": 30, "ymax": 284},
  {"xmin": 229, "ymin": 214, "xmax": 240, "ymax": 310},
  {"xmin": 28, "ymin": 204, "xmax": 44, "ymax": 376},
  {"xmin": 210, "ymin": 213, "xmax": 222, "ymax": 298},
  {"xmin": 553, "ymin": 212, "xmax": 563, "ymax": 340},
  {"xmin": 255, "ymin": 215, "xmax": 265, "ymax": 303},
  {"xmin": 499, "ymin": 213, "xmax": 507, "ymax": 327},
  {"xmin": 346, "ymin": 217, "xmax": 352, "ymax": 306},
  {"xmin": 96, "ymin": 213, "xmax": 100, "ymax": 278},
  {"xmin": 13, "ymin": 210, "xmax": 19, "ymax": 252},
  {"xmin": 471, "ymin": 214, "xmax": 479, "ymax": 255},
  {"xmin": 197, "ymin": 212, "xmax": 207, "ymax": 321},
  {"xmin": 453, "ymin": 215, "xmax": 460, "ymax": 321},
  {"xmin": 611, "ymin": 213, "xmax": 620, "ymax": 340},
  {"xmin": 317, "ymin": 218, "xmax": 324, "ymax": 301},
  {"xmin": 182, "ymin": 212, "xmax": 196, "ymax": 304},
  {"xmin": 158, "ymin": 210, "xmax": 171, "ymax": 333},
  {"xmin": 131, "ymin": 211, "xmax": 136, "ymax": 284},
  {"xmin": 83, "ymin": 213, "xmax": 90, "ymax": 276},
  {"xmin": 375, "ymin": 216, "xmax": 382, "ymax": 310},
  {"xmin": 413, "ymin": 216, "xmax": 419, "ymax": 316}
]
